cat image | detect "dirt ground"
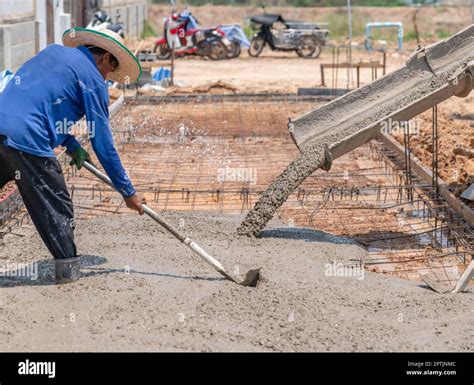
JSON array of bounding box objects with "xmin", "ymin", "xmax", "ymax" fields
[
  {"xmin": 0, "ymin": 182, "xmax": 15, "ymax": 200},
  {"xmin": 133, "ymin": 5, "xmax": 472, "ymax": 95},
  {"xmin": 1, "ymin": 212, "xmax": 472, "ymax": 352},
  {"xmin": 394, "ymin": 95, "xmax": 474, "ymax": 198},
  {"xmin": 129, "ymin": 38, "xmax": 407, "ymax": 94}
]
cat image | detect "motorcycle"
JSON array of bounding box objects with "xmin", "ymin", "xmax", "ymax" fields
[
  {"xmin": 248, "ymin": 13, "xmax": 328, "ymax": 58},
  {"xmin": 153, "ymin": 10, "xmax": 229, "ymax": 60},
  {"xmin": 219, "ymin": 24, "xmax": 251, "ymax": 59},
  {"xmin": 86, "ymin": 10, "xmax": 125, "ymax": 38}
]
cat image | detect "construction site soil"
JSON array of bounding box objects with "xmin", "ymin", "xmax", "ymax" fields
[
  {"xmin": 1, "ymin": 212, "xmax": 472, "ymax": 352},
  {"xmin": 394, "ymin": 96, "xmax": 474, "ymax": 197}
]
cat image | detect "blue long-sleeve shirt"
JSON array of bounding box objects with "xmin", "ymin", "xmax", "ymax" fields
[{"xmin": 0, "ymin": 44, "xmax": 136, "ymax": 197}]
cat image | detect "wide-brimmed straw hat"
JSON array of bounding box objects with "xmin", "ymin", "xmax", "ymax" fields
[{"xmin": 62, "ymin": 27, "xmax": 141, "ymax": 84}]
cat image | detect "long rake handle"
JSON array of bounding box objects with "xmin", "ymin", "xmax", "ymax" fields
[{"xmin": 82, "ymin": 161, "xmax": 237, "ymax": 282}]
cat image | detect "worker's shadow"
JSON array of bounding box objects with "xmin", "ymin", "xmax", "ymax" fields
[
  {"xmin": 81, "ymin": 265, "xmax": 225, "ymax": 283},
  {"xmin": 0, "ymin": 254, "xmax": 224, "ymax": 287},
  {"xmin": 261, "ymin": 227, "xmax": 358, "ymax": 245}
]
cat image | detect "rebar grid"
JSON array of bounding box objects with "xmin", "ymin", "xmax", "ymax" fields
[{"xmin": 1, "ymin": 96, "xmax": 471, "ymax": 285}]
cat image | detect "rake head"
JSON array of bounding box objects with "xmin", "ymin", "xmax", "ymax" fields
[{"xmin": 240, "ymin": 268, "xmax": 261, "ymax": 287}]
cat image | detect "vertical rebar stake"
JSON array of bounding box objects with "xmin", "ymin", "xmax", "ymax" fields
[{"xmin": 432, "ymin": 105, "xmax": 439, "ymax": 196}]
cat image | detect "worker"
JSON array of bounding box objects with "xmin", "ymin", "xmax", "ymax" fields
[{"xmin": 0, "ymin": 28, "xmax": 146, "ymax": 284}]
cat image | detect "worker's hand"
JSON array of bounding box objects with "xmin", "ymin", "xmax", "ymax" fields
[
  {"xmin": 124, "ymin": 193, "xmax": 146, "ymax": 215},
  {"xmin": 68, "ymin": 147, "xmax": 93, "ymax": 170}
]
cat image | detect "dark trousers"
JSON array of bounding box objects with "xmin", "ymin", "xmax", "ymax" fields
[{"xmin": 0, "ymin": 136, "xmax": 76, "ymax": 260}]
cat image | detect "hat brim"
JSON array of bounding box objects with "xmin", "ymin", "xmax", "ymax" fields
[{"xmin": 62, "ymin": 27, "xmax": 141, "ymax": 84}]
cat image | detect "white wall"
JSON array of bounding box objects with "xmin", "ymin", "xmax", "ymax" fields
[
  {"xmin": 101, "ymin": 0, "xmax": 147, "ymax": 38},
  {"xmin": 0, "ymin": 0, "xmax": 71, "ymax": 71},
  {"xmin": 0, "ymin": 0, "xmax": 34, "ymax": 20},
  {"xmin": 52, "ymin": 0, "xmax": 71, "ymax": 44},
  {"xmin": 35, "ymin": 0, "xmax": 47, "ymax": 51}
]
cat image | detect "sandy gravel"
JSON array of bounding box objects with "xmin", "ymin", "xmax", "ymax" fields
[{"xmin": 0, "ymin": 212, "xmax": 472, "ymax": 352}]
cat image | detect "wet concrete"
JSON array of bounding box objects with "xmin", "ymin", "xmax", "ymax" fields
[
  {"xmin": 1, "ymin": 212, "xmax": 472, "ymax": 352},
  {"xmin": 237, "ymin": 144, "xmax": 330, "ymax": 237}
]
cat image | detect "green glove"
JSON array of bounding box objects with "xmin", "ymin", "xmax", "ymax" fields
[{"xmin": 68, "ymin": 147, "xmax": 93, "ymax": 170}]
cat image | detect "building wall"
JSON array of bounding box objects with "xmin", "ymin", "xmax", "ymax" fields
[
  {"xmin": 63, "ymin": 0, "xmax": 88, "ymax": 28},
  {"xmin": 0, "ymin": 0, "xmax": 71, "ymax": 71},
  {"xmin": 0, "ymin": 0, "xmax": 146, "ymax": 71},
  {"xmin": 64, "ymin": 0, "xmax": 147, "ymax": 38},
  {"xmin": 99, "ymin": 0, "xmax": 147, "ymax": 38},
  {"xmin": 0, "ymin": 1, "xmax": 35, "ymax": 23},
  {"xmin": 0, "ymin": 0, "xmax": 36, "ymax": 70}
]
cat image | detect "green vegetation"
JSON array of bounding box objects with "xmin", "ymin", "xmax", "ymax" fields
[
  {"xmin": 325, "ymin": 10, "xmax": 369, "ymax": 37},
  {"xmin": 243, "ymin": 24, "xmax": 254, "ymax": 38},
  {"xmin": 150, "ymin": 0, "xmax": 409, "ymax": 6},
  {"xmin": 141, "ymin": 20, "xmax": 157, "ymax": 39},
  {"xmin": 404, "ymin": 28, "xmax": 451, "ymax": 42},
  {"xmin": 435, "ymin": 29, "xmax": 451, "ymax": 39}
]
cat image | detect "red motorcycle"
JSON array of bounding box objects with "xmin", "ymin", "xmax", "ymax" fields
[{"xmin": 154, "ymin": 10, "xmax": 229, "ymax": 60}]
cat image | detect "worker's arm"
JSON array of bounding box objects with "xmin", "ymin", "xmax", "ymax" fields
[{"xmin": 79, "ymin": 82, "xmax": 145, "ymax": 214}]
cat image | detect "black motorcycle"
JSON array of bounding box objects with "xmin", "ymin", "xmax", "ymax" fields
[{"xmin": 248, "ymin": 14, "xmax": 328, "ymax": 58}]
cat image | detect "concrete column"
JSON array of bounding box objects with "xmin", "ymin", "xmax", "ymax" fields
[
  {"xmin": 0, "ymin": 27, "xmax": 12, "ymax": 69},
  {"xmin": 53, "ymin": 0, "xmax": 71, "ymax": 44},
  {"xmin": 35, "ymin": 0, "xmax": 47, "ymax": 52}
]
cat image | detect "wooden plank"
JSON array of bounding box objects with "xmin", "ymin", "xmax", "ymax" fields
[
  {"xmin": 453, "ymin": 260, "xmax": 474, "ymax": 293},
  {"xmin": 421, "ymin": 274, "xmax": 454, "ymax": 293},
  {"xmin": 320, "ymin": 62, "xmax": 384, "ymax": 69},
  {"xmin": 139, "ymin": 61, "xmax": 173, "ymax": 69}
]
